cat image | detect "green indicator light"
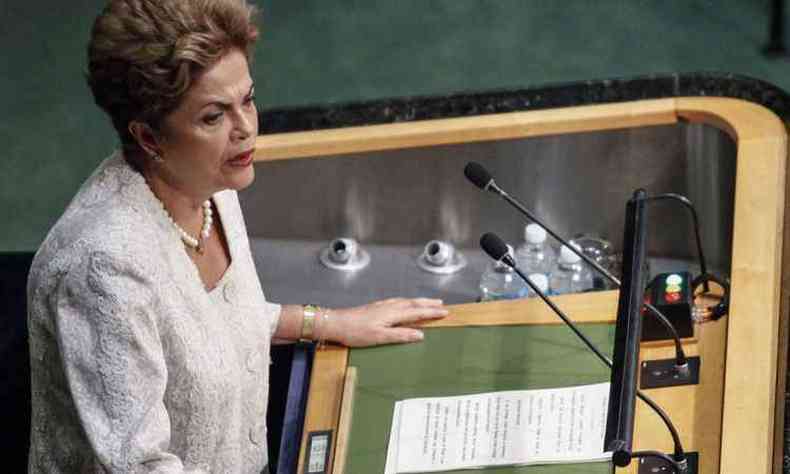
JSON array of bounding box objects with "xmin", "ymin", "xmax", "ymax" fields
[{"xmin": 666, "ymin": 274, "xmax": 683, "ymax": 286}]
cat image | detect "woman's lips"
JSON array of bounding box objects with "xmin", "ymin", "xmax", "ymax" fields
[{"xmin": 227, "ymin": 149, "xmax": 254, "ymax": 167}]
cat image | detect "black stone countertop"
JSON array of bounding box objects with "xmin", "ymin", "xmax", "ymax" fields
[{"xmin": 259, "ymin": 72, "xmax": 790, "ymax": 134}]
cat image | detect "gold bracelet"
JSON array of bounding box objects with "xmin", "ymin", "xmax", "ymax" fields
[
  {"xmin": 300, "ymin": 304, "xmax": 320, "ymax": 342},
  {"xmin": 316, "ymin": 309, "xmax": 331, "ymax": 350}
]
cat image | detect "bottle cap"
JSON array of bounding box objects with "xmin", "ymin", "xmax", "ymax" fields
[
  {"xmin": 527, "ymin": 273, "xmax": 549, "ymax": 293},
  {"xmin": 525, "ymin": 224, "xmax": 547, "ymax": 244},
  {"xmin": 559, "ymin": 245, "xmax": 582, "ymax": 264}
]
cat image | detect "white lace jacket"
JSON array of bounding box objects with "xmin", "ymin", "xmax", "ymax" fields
[{"xmin": 27, "ymin": 152, "xmax": 281, "ymax": 473}]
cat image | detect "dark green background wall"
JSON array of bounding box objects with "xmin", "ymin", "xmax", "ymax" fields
[{"xmin": 2, "ymin": 0, "xmax": 788, "ymax": 251}]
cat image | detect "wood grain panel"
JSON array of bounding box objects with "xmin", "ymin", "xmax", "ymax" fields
[
  {"xmin": 332, "ymin": 367, "xmax": 357, "ymax": 474},
  {"xmin": 254, "ymin": 99, "xmax": 677, "ymax": 161},
  {"xmin": 292, "ymin": 97, "xmax": 787, "ymax": 474},
  {"xmin": 774, "ymin": 123, "xmax": 790, "ymax": 474},
  {"xmin": 621, "ymin": 316, "xmax": 726, "ymax": 474},
  {"xmin": 297, "ymin": 346, "xmax": 349, "ymax": 474},
  {"xmin": 676, "ymin": 97, "xmax": 787, "ymax": 474}
]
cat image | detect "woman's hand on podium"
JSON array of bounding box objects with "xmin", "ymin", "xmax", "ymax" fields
[{"xmin": 322, "ymin": 298, "xmax": 448, "ymax": 347}]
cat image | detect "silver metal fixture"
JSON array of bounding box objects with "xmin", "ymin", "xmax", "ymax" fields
[
  {"xmin": 417, "ymin": 240, "xmax": 466, "ymax": 274},
  {"xmin": 319, "ymin": 237, "xmax": 370, "ymax": 271}
]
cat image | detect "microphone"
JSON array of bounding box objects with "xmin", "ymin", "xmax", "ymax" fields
[
  {"xmin": 479, "ymin": 232, "xmax": 615, "ymax": 370},
  {"xmin": 479, "ymin": 232, "xmax": 514, "ymax": 266},
  {"xmin": 464, "ymin": 161, "xmax": 502, "ymax": 194},
  {"xmin": 465, "ymin": 161, "xmax": 689, "ymax": 374},
  {"xmin": 479, "ymin": 232, "xmax": 688, "ymax": 473},
  {"xmin": 465, "ymin": 162, "xmax": 621, "ymax": 284}
]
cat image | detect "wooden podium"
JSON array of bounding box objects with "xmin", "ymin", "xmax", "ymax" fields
[{"xmin": 255, "ymin": 97, "xmax": 789, "ymax": 474}]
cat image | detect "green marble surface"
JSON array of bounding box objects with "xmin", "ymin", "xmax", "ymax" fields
[{"xmin": 345, "ymin": 323, "xmax": 615, "ymax": 474}]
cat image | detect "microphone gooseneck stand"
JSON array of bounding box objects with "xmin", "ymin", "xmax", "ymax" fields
[
  {"xmin": 480, "ymin": 234, "xmax": 688, "ymax": 473},
  {"xmin": 478, "ymin": 231, "xmax": 689, "ymax": 473},
  {"xmin": 464, "ymin": 162, "xmax": 691, "ymax": 373}
]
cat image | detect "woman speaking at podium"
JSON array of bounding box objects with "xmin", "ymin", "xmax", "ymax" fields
[{"xmin": 26, "ymin": 1, "xmax": 447, "ymax": 472}]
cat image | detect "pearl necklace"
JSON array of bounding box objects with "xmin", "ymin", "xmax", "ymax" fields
[{"xmin": 167, "ymin": 200, "xmax": 213, "ymax": 253}]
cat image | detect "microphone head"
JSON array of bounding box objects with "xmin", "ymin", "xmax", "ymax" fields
[
  {"xmin": 464, "ymin": 162, "xmax": 494, "ymax": 191},
  {"xmin": 479, "ymin": 232, "xmax": 513, "ymax": 266}
]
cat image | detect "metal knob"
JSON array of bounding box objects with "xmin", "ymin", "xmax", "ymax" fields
[
  {"xmin": 424, "ymin": 240, "xmax": 454, "ymax": 266},
  {"xmin": 319, "ymin": 237, "xmax": 370, "ymax": 271},
  {"xmin": 328, "ymin": 238, "xmax": 357, "ymax": 264},
  {"xmin": 417, "ymin": 240, "xmax": 466, "ymax": 274}
]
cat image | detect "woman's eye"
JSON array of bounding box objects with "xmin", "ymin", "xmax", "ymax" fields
[
  {"xmin": 244, "ymin": 95, "xmax": 256, "ymax": 106},
  {"xmin": 203, "ymin": 112, "xmax": 223, "ymax": 125}
]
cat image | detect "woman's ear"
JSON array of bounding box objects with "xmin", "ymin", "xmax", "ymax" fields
[{"xmin": 128, "ymin": 121, "xmax": 162, "ymax": 159}]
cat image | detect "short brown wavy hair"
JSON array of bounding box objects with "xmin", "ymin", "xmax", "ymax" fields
[{"xmin": 87, "ymin": 0, "xmax": 259, "ymax": 154}]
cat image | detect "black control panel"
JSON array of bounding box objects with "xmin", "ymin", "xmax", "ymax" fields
[{"xmin": 641, "ymin": 272, "xmax": 694, "ymax": 342}]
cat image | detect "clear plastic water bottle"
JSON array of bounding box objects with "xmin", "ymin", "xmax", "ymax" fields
[
  {"xmin": 549, "ymin": 245, "xmax": 593, "ymax": 295},
  {"xmin": 569, "ymin": 234, "xmax": 618, "ymax": 290},
  {"xmin": 526, "ymin": 273, "xmax": 550, "ymax": 298},
  {"xmin": 479, "ymin": 246, "xmax": 529, "ymax": 301},
  {"xmin": 515, "ymin": 224, "xmax": 556, "ymax": 277}
]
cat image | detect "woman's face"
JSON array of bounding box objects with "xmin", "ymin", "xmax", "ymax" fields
[{"xmin": 154, "ymin": 48, "xmax": 258, "ymax": 199}]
